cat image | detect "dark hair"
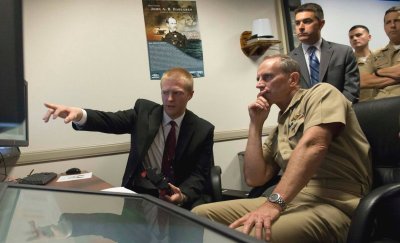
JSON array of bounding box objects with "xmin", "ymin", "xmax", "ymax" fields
[
  {"xmin": 349, "ymin": 25, "xmax": 370, "ymax": 33},
  {"xmin": 384, "ymin": 6, "xmax": 400, "ymax": 22},
  {"xmin": 294, "ymin": 3, "xmax": 324, "ymax": 20}
]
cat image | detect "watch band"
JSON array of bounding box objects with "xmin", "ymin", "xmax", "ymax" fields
[{"xmin": 268, "ymin": 193, "xmax": 287, "ymax": 210}]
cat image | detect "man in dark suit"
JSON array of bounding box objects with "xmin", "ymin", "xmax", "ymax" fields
[
  {"xmin": 43, "ymin": 67, "xmax": 214, "ymax": 209},
  {"xmin": 289, "ymin": 2, "xmax": 360, "ymax": 103}
]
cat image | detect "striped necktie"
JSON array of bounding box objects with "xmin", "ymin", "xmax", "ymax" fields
[
  {"xmin": 161, "ymin": 121, "xmax": 176, "ymax": 182},
  {"xmin": 308, "ymin": 46, "xmax": 320, "ymax": 87}
]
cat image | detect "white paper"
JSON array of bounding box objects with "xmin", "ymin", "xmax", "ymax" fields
[
  {"xmin": 56, "ymin": 172, "xmax": 93, "ymax": 182},
  {"xmin": 101, "ymin": 187, "xmax": 137, "ymax": 194}
]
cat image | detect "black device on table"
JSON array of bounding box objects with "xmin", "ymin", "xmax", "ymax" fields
[
  {"xmin": 66, "ymin": 167, "xmax": 81, "ymax": 175},
  {"xmin": 18, "ymin": 172, "xmax": 57, "ymax": 185},
  {"xmin": 145, "ymin": 168, "xmax": 171, "ymax": 195}
]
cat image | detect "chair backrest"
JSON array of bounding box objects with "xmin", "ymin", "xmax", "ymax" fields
[
  {"xmin": 352, "ymin": 96, "xmax": 400, "ymax": 189},
  {"xmin": 348, "ymin": 97, "xmax": 400, "ymax": 242}
]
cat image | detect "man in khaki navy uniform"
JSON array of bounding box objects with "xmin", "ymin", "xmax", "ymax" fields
[
  {"xmin": 162, "ymin": 17, "xmax": 187, "ymax": 49},
  {"xmin": 359, "ymin": 6, "xmax": 400, "ymax": 101},
  {"xmin": 192, "ymin": 54, "xmax": 372, "ymax": 243},
  {"xmin": 348, "ymin": 25, "xmax": 375, "ymax": 102},
  {"xmin": 348, "ymin": 25, "xmax": 372, "ymax": 67}
]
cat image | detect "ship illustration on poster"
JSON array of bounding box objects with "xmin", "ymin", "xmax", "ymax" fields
[{"xmin": 142, "ymin": 0, "xmax": 204, "ymax": 79}]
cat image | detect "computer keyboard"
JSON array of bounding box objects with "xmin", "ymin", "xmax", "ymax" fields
[{"xmin": 19, "ymin": 172, "xmax": 57, "ymax": 185}]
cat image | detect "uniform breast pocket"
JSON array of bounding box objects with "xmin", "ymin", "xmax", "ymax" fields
[
  {"xmin": 374, "ymin": 56, "xmax": 390, "ymax": 68},
  {"xmin": 288, "ymin": 116, "xmax": 304, "ymax": 141}
]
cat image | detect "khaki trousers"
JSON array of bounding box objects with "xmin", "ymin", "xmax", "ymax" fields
[{"xmin": 192, "ymin": 187, "xmax": 360, "ymax": 243}]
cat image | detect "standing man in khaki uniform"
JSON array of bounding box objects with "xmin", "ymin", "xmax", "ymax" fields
[
  {"xmin": 348, "ymin": 25, "xmax": 374, "ymax": 101},
  {"xmin": 360, "ymin": 6, "xmax": 400, "ymax": 101},
  {"xmin": 349, "ymin": 25, "xmax": 372, "ymax": 66},
  {"xmin": 192, "ymin": 55, "xmax": 372, "ymax": 243}
]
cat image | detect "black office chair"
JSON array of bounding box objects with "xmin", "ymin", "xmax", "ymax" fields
[
  {"xmin": 190, "ymin": 162, "xmax": 222, "ymax": 208},
  {"xmin": 347, "ymin": 96, "xmax": 400, "ymax": 243},
  {"xmin": 237, "ymin": 151, "xmax": 281, "ymax": 199},
  {"xmin": 210, "ymin": 165, "xmax": 222, "ymax": 201}
]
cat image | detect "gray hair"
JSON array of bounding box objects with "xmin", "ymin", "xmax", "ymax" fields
[{"xmin": 262, "ymin": 54, "xmax": 300, "ymax": 74}]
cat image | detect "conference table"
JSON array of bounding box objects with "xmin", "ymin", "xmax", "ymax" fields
[
  {"xmin": 46, "ymin": 172, "xmax": 113, "ymax": 191},
  {"xmin": 0, "ymin": 173, "xmax": 263, "ymax": 243}
]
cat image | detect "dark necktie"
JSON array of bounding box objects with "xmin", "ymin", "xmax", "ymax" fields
[
  {"xmin": 161, "ymin": 121, "xmax": 176, "ymax": 182},
  {"xmin": 308, "ymin": 46, "xmax": 320, "ymax": 87}
]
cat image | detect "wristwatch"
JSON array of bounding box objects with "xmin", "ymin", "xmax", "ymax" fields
[{"xmin": 268, "ymin": 193, "xmax": 286, "ymax": 210}]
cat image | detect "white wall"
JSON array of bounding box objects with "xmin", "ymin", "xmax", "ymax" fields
[
  {"xmin": 21, "ymin": 0, "xmax": 282, "ymax": 153},
  {"xmin": 303, "ymin": 0, "xmax": 397, "ymax": 50},
  {"xmin": 7, "ymin": 0, "xmax": 284, "ymax": 190}
]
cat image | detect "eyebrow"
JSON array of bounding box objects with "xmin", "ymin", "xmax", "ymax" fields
[{"xmin": 257, "ymin": 73, "xmax": 273, "ymax": 81}]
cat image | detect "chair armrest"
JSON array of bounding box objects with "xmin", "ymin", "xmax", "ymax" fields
[
  {"xmin": 210, "ymin": 165, "xmax": 222, "ymax": 202},
  {"xmin": 347, "ymin": 183, "xmax": 400, "ymax": 243}
]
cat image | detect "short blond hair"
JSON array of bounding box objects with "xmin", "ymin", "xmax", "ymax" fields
[{"xmin": 160, "ymin": 67, "xmax": 194, "ymax": 92}]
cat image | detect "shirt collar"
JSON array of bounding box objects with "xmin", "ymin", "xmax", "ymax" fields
[
  {"xmin": 301, "ymin": 38, "xmax": 322, "ymax": 55},
  {"xmin": 162, "ymin": 111, "xmax": 185, "ymax": 128},
  {"xmin": 278, "ymin": 88, "xmax": 308, "ymax": 122},
  {"xmin": 382, "ymin": 42, "xmax": 400, "ymax": 52}
]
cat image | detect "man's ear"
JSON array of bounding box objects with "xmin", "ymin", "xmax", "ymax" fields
[
  {"xmin": 319, "ymin": 19, "xmax": 325, "ymax": 29},
  {"xmin": 290, "ymin": 72, "xmax": 300, "ymax": 86},
  {"xmin": 188, "ymin": 90, "xmax": 194, "ymax": 100}
]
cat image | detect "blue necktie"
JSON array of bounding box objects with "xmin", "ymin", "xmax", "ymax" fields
[{"xmin": 308, "ymin": 46, "xmax": 320, "ymax": 87}]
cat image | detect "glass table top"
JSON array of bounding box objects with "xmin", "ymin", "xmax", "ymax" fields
[{"xmin": 0, "ymin": 183, "xmax": 261, "ymax": 243}]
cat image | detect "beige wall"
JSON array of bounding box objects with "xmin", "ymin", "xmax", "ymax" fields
[{"xmin": 8, "ymin": 0, "xmax": 285, "ymax": 190}]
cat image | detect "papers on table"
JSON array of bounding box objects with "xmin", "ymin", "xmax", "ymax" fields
[
  {"xmin": 56, "ymin": 172, "xmax": 93, "ymax": 182},
  {"xmin": 102, "ymin": 187, "xmax": 137, "ymax": 194}
]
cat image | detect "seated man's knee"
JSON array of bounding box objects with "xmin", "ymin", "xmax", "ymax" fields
[{"xmin": 191, "ymin": 204, "xmax": 208, "ymax": 217}]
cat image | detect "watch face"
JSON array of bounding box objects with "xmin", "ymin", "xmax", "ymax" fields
[
  {"xmin": 269, "ymin": 193, "xmax": 279, "ymax": 202},
  {"xmin": 268, "ymin": 193, "xmax": 286, "ymax": 210}
]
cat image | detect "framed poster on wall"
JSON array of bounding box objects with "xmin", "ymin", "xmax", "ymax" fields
[{"xmin": 142, "ymin": 0, "xmax": 205, "ymax": 80}]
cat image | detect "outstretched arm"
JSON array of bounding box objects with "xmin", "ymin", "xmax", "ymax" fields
[{"xmin": 42, "ymin": 102, "xmax": 83, "ymax": 124}]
